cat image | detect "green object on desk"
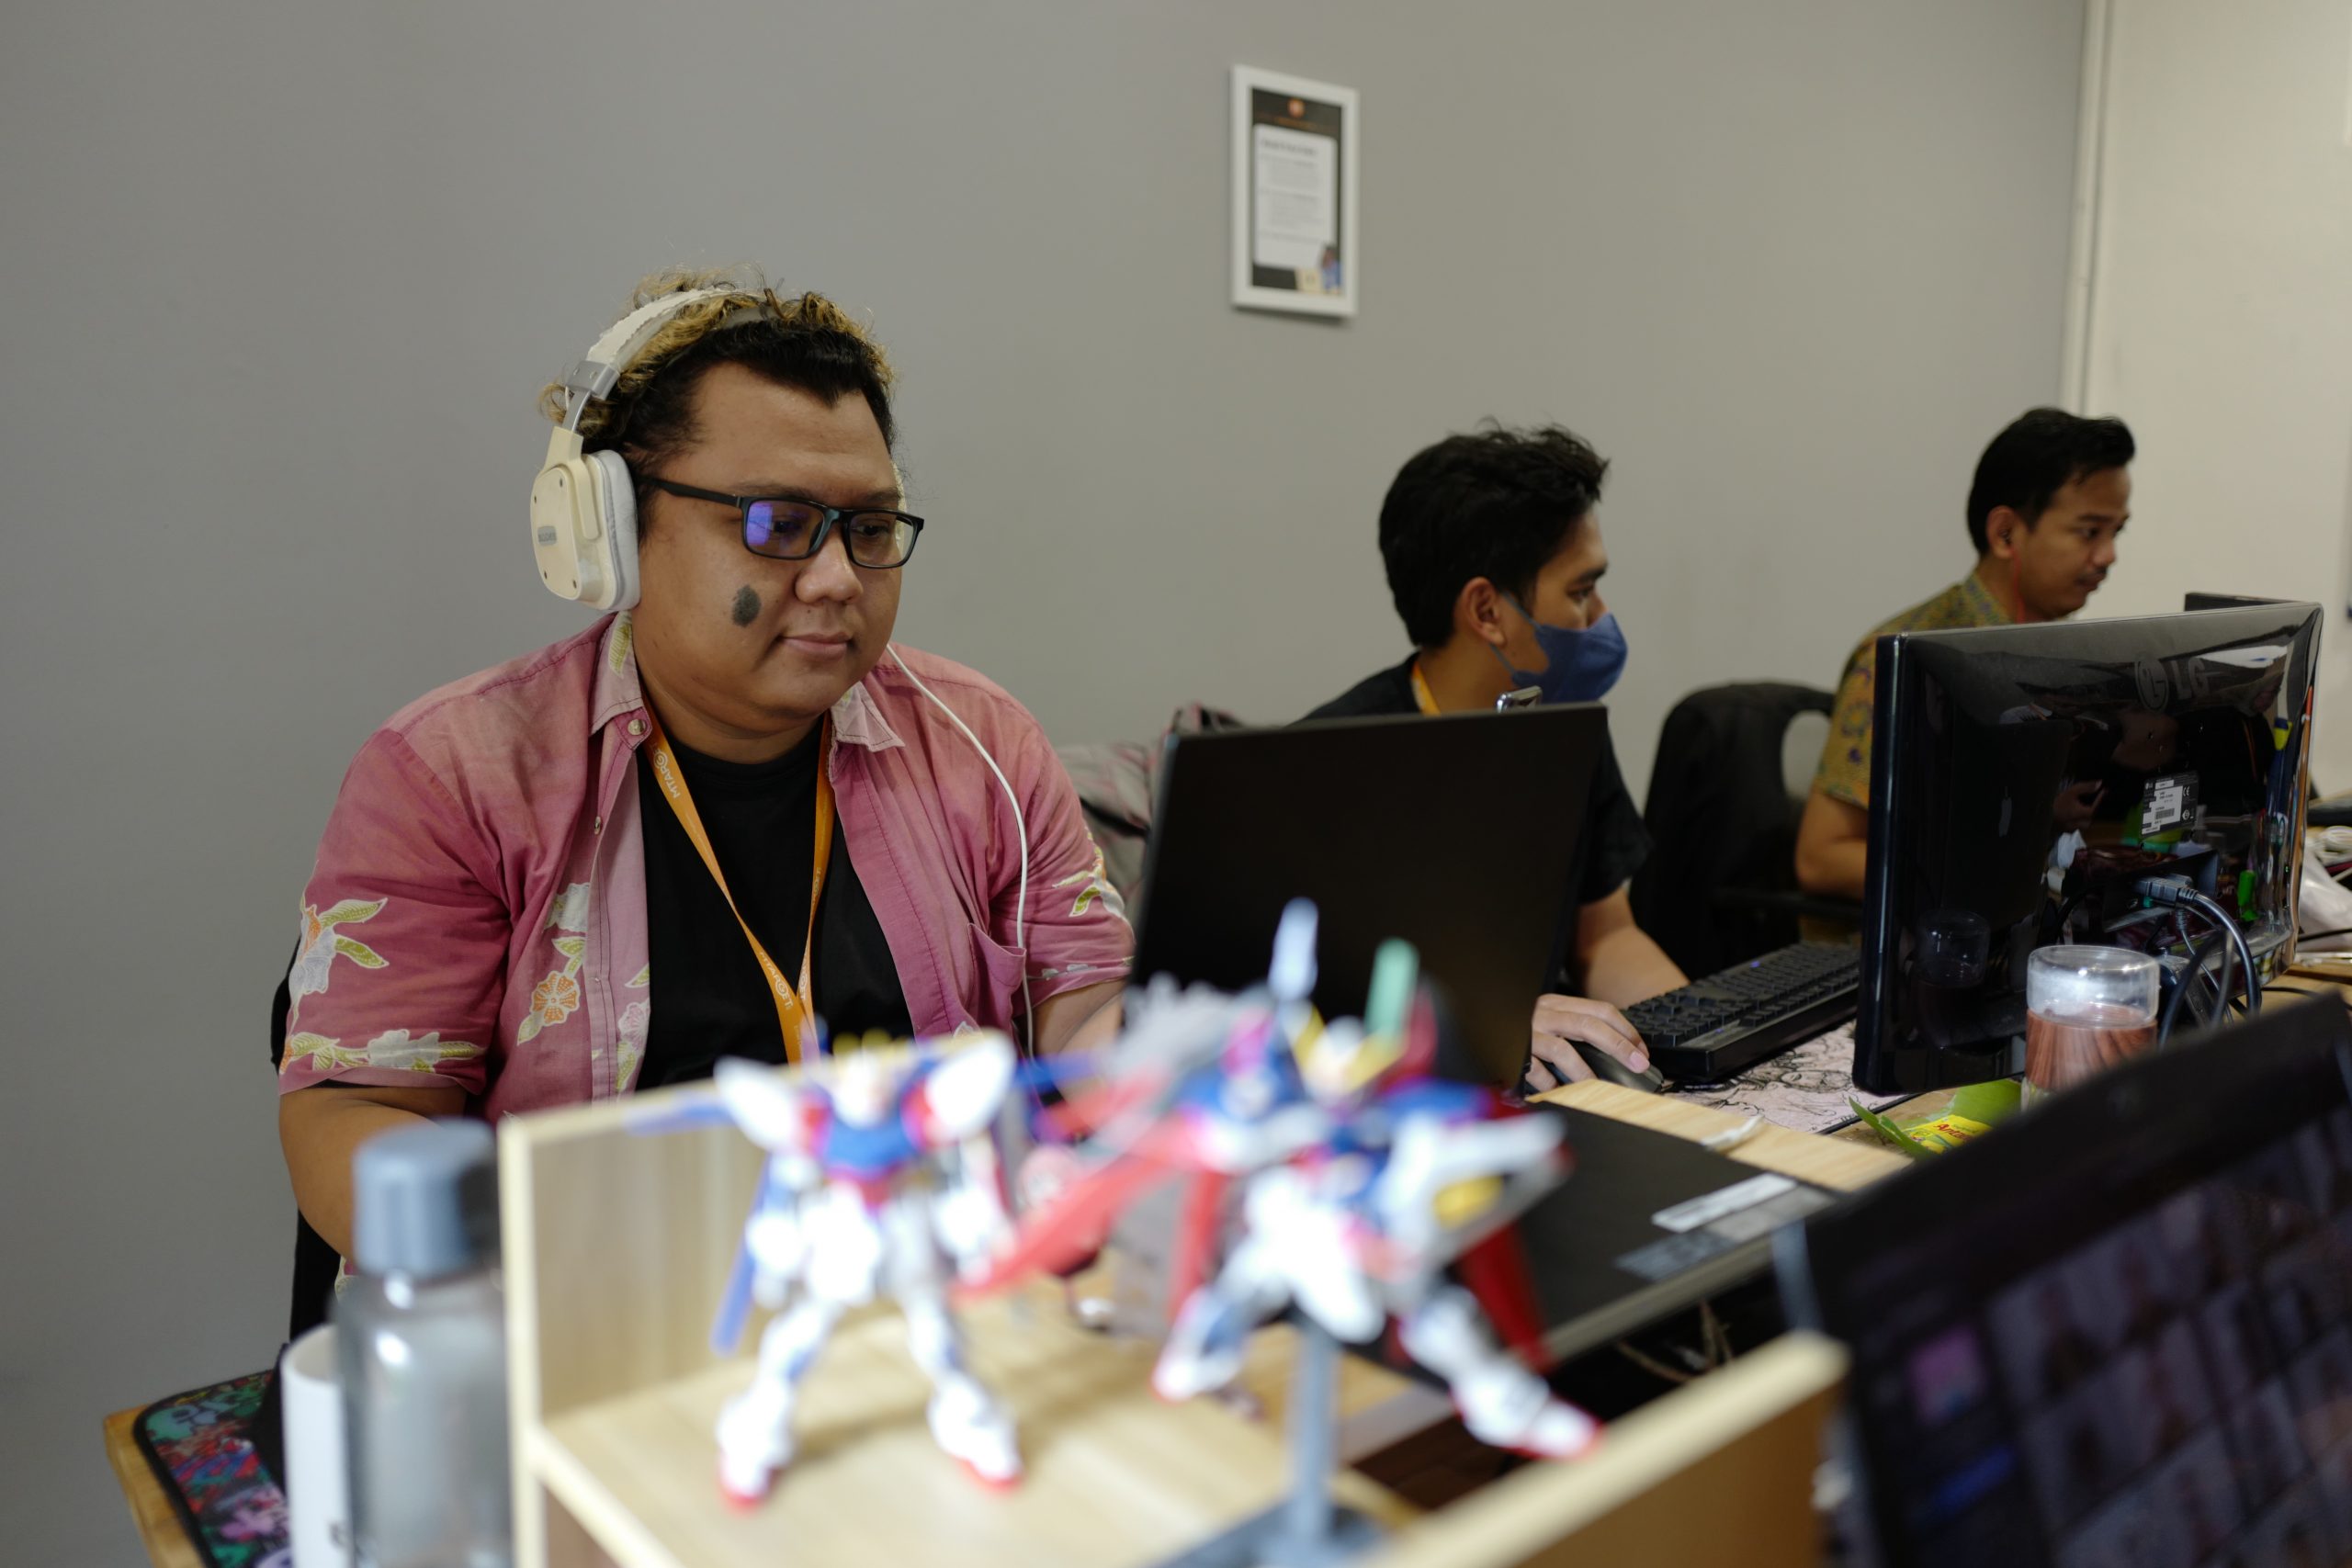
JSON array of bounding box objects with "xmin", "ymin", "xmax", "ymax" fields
[{"xmin": 1849, "ymin": 1080, "xmax": 2020, "ymax": 1159}]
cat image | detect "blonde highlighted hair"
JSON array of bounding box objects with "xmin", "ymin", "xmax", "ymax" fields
[{"xmin": 537, "ymin": 267, "xmax": 898, "ymax": 460}]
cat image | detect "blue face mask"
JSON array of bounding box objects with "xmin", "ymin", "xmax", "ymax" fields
[{"xmin": 1490, "ymin": 595, "xmax": 1628, "ymax": 704}]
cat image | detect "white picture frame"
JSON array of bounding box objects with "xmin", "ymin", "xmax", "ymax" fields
[{"xmin": 1230, "ymin": 66, "xmax": 1359, "ymax": 318}]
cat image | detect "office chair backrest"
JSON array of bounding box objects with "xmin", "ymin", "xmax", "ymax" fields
[
  {"xmin": 1631, "ymin": 682, "xmax": 1834, "ymax": 976},
  {"xmin": 1056, "ymin": 701, "xmax": 1251, "ymax": 912}
]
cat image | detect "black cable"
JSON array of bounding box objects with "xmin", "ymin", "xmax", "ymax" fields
[
  {"xmin": 2134, "ymin": 879, "xmax": 2261, "ymax": 1018},
  {"xmin": 2192, "ymin": 918, "xmax": 2236, "ymax": 1030},
  {"xmin": 2053, "ymin": 890, "xmax": 2091, "ymax": 944},
  {"xmin": 2160, "ymin": 931, "xmax": 2228, "ymax": 1046},
  {"xmin": 2213, "ymin": 927, "xmax": 2235, "ymax": 1027},
  {"xmin": 2301, "ymin": 926, "xmax": 2352, "ymax": 942}
]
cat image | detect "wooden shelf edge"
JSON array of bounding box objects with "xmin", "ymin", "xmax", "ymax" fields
[
  {"xmin": 526, "ymin": 1423, "xmax": 681, "ymax": 1568},
  {"xmin": 1363, "ymin": 1331, "xmax": 1849, "ymax": 1568}
]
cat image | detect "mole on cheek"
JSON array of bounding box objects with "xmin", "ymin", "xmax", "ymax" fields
[{"xmin": 730, "ymin": 584, "xmax": 761, "ymax": 627}]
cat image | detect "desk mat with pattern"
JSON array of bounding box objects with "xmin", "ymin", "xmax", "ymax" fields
[
  {"xmin": 1668, "ymin": 1022, "xmax": 1905, "ymax": 1134},
  {"xmin": 132, "ymin": 1371, "xmax": 290, "ymax": 1568}
]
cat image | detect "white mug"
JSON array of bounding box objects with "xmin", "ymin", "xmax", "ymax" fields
[{"xmin": 280, "ymin": 1324, "xmax": 350, "ymax": 1568}]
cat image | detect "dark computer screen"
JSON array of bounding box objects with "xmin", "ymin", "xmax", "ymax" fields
[
  {"xmin": 1133, "ymin": 705, "xmax": 1606, "ymax": 1085},
  {"xmin": 1780, "ymin": 1000, "xmax": 2352, "ymax": 1568},
  {"xmin": 1855, "ymin": 604, "xmax": 2322, "ymax": 1094}
]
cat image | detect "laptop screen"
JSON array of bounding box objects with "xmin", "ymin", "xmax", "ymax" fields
[
  {"xmin": 1133, "ymin": 705, "xmax": 1606, "ymax": 1084},
  {"xmin": 1779, "ymin": 1000, "xmax": 2352, "ymax": 1567}
]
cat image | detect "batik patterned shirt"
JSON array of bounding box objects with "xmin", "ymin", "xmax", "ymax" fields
[
  {"xmin": 1813, "ymin": 574, "xmax": 2012, "ymax": 808},
  {"xmin": 276, "ymin": 614, "xmax": 1130, "ymax": 1118}
]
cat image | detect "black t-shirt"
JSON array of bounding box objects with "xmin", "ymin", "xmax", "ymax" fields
[
  {"xmin": 1300, "ymin": 657, "xmax": 1652, "ymax": 987},
  {"xmin": 636, "ymin": 731, "xmax": 912, "ymax": 1088}
]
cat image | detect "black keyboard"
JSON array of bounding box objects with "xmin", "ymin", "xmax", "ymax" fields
[{"xmin": 1625, "ymin": 942, "xmax": 1861, "ymax": 1084}]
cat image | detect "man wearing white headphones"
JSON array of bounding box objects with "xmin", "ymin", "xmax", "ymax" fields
[{"xmin": 276, "ymin": 272, "xmax": 1131, "ymax": 1264}]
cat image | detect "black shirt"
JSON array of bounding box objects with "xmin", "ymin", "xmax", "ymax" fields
[
  {"xmin": 1300, "ymin": 657, "xmax": 1652, "ymax": 987},
  {"xmin": 636, "ymin": 731, "xmax": 912, "ymax": 1088}
]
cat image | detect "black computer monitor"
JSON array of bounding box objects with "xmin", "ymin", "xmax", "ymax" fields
[
  {"xmin": 1132, "ymin": 705, "xmax": 1607, "ymax": 1085},
  {"xmin": 1854, "ymin": 604, "xmax": 2322, "ymax": 1093},
  {"xmin": 1778, "ymin": 998, "xmax": 2352, "ymax": 1568}
]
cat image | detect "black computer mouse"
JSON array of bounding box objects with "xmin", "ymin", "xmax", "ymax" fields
[{"xmin": 1568, "ymin": 1038, "xmax": 1668, "ymax": 1094}]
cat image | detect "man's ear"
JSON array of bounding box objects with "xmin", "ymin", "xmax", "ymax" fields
[
  {"xmin": 1984, "ymin": 505, "xmax": 2034, "ymax": 560},
  {"xmin": 1455, "ymin": 577, "xmax": 1510, "ymax": 647}
]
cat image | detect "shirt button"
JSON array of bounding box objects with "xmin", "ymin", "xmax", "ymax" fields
[
  {"xmin": 627, "ymin": 718, "xmax": 646, "ymax": 738},
  {"xmin": 593, "ymin": 816, "xmax": 604, "ymax": 835}
]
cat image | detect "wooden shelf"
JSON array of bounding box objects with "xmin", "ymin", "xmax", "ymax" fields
[
  {"xmin": 499, "ymin": 1072, "xmax": 1850, "ymax": 1568},
  {"xmin": 499, "ymin": 1078, "xmax": 1429, "ymax": 1568},
  {"xmin": 526, "ymin": 1296, "xmax": 1412, "ymax": 1568},
  {"xmin": 1368, "ymin": 1333, "xmax": 1848, "ymax": 1568}
]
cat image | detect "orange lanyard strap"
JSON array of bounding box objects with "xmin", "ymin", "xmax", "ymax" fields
[
  {"xmin": 641, "ymin": 712, "xmax": 834, "ymax": 1063},
  {"xmin": 1408, "ymin": 660, "xmax": 1442, "ymax": 716}
]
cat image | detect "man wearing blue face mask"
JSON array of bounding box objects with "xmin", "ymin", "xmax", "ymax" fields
[{"xmin": 1303, "ymin": 424, "xmax": 1687, "ymax": 1089}]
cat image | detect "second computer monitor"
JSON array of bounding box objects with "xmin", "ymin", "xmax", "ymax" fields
[
  {"xmin": 1854, "ymin": 603, "xmax": 2322, "ymax": 1094},
  {"xmin": 1781, "ymin": 998, "xmax": 2352, "ymax": 1567}
]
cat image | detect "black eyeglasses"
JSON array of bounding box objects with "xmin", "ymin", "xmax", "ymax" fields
[{"xmin": 644, "ymin": 477, "xmax": 926, "ymax": 569}]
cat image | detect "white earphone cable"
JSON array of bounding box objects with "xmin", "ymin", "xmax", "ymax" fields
[{"xmin": 888, "ymin": 646, "xmax": 1034, "ymax": 1055}]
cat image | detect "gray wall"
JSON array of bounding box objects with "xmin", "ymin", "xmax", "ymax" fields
[{"xmin": 0, "ymin": 1, "xmax": 2083, "ymax": 1557}]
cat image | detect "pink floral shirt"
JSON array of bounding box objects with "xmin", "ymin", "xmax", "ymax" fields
[{"xmin": 276, "ymin": 614, "xmax": 1131, "ymax": 1117}]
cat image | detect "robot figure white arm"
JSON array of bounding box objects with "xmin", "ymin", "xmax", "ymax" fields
[
  {"xmin": 1374, "ymin": 1112, "xmax": 1564, "ymax": 1265},
  {"xmin": 909, "ymin": 1033, "xmax": 1017, "ymax": 1146},
  {"xmin": 910, "ymin": 1036, "xmax": 1019, "ymax": 1277},
  {"xmin": 714, "ymin": 1059, "xmax": 829, "ymax": 1303}
]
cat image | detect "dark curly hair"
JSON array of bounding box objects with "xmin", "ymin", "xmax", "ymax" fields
[{"xmin": 1378, "ymin": 423, "xmax": 1609, "ymax": 649}]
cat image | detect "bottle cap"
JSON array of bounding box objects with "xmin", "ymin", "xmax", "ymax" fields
[{"xmin": 351, "ymin": 1119, "xmax": 499, "ymax": 1279}]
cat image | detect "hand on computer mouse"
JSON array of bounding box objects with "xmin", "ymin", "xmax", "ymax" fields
[{"xmin": 1523, "ymin": 994, "xmax": 1651, "ymax": 1092}]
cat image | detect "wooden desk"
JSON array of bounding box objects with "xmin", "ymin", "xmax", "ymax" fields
[
  {"xmin": 103, "ymin": 1405, "xmax": 203, "ymax": 1568},
  {"xmin": 1536, "ymin": 1079, "xmax": 1910, "ymax": 1192},
  {"xmin": 1815, "ymin": 975, "xmax": 2352, "ymax": 1150},
  {"xmin": 2278, "ymin": 963, "xmax": 2352, "ymax": 997},
  {"xmin": 98, "ymin": 1074, "xmax": 1916, "ymax": 1568},
  {"xmin": 99, "ymin": 1314, "xmax": 1425, "ymax": 1568}
]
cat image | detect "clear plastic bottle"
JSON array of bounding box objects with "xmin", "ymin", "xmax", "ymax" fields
[{"xmin": 336, "ymin": 1119, "xmax": 512, "ymax": 1568}]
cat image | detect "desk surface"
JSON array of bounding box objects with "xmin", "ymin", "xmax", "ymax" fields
[
  {"xmin": 91, "ymin": 1069, "xmax": 1940, "ymax": 1568},
  {"xmin": 102, "ymin": 1406, "xmax": 204, "ymax": 1568},
  {"xmin": 1539, "ymin": 1080, "xmax": 1910, "ymax": 1192}
]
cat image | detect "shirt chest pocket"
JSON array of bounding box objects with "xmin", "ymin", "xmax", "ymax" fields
[{"xmin": 958, "ymin": 919, "xmax": 1026, "ymax": 1028}]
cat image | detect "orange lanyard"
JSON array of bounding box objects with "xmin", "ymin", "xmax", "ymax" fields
[
  {"xmin": 640, "ymin": 711, "xmax": 834, "ymax": 1063},
  {"xmin": 1408, "ymin": 660, "xmax": 1442, "ymax": 716}
]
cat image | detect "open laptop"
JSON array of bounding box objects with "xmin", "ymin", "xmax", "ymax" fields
[
  {"xmin": 1133, "ymin": 704, "xmax": 1606, "ymax": 1085},
  {"xmin": 1131, "ymin": 705, "xmax": 1840, "ymax": 1353},
  {"xmin": 1778, "ymin": 999, "xmax": 2352, "ymax": 1567}
]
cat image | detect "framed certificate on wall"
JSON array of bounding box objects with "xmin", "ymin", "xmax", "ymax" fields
[{"xmin": 1230, "ymin": 66, "xmax": 1359, "ymax": 318}]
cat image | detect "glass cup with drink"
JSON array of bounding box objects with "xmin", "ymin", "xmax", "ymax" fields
[{"xmin": 2024, "ymin": 946, "xmax": 2159, "ymax": 1106}]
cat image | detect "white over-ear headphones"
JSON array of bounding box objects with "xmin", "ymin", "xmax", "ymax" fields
[{"xmin": 528, "ymin": 288, "xmax": 735, "ymax": 610}]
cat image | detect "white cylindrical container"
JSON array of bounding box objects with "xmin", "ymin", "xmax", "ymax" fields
[{"xmin": 281, "ymin": 1323, "xmax": 349, "ymax": 1568}]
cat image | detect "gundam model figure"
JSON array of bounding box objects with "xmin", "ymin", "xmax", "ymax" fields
[
  {"xmin": 702, "ymin": 1035, "xmax": 1023, "ymax": 1502},
  {"xmin": 978, "ymin": 905, "xmax": 1596, "ymax": 1563}
]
